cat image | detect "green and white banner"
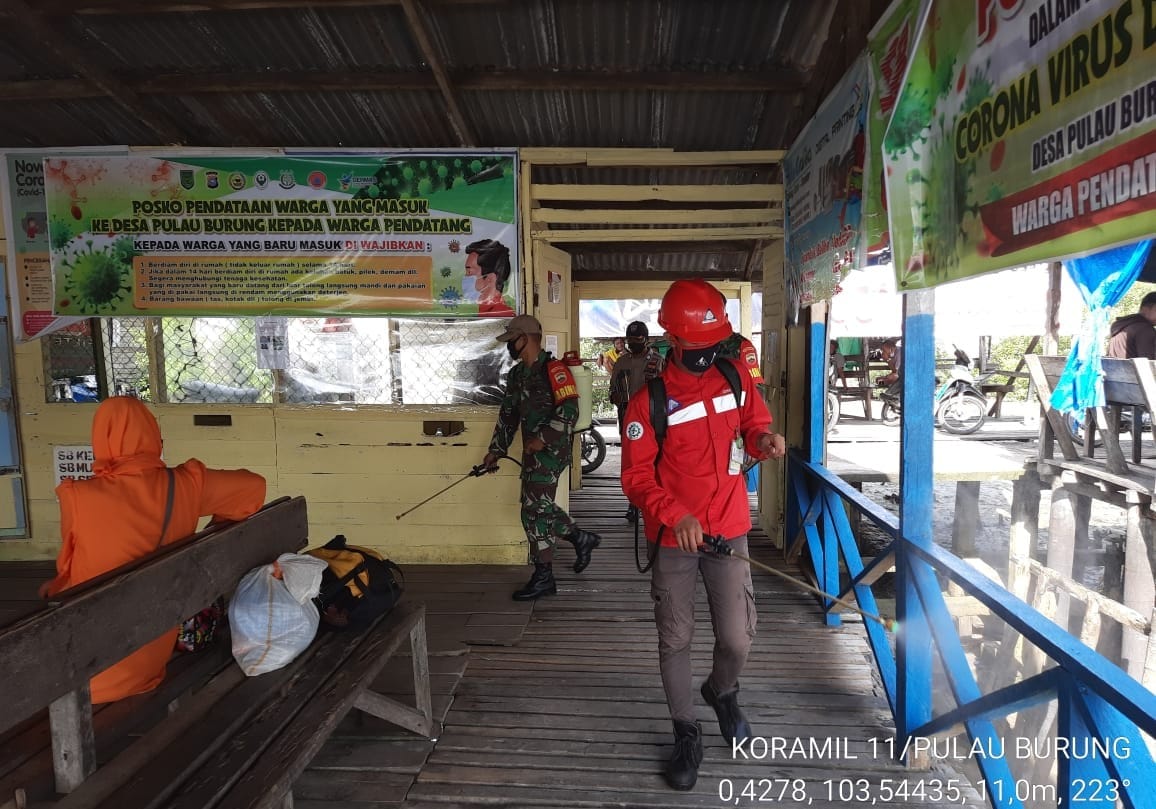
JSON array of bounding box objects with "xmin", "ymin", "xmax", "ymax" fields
[
  {"xmin": 863, "ymin": 0, "xmax": 925, "ymax": 263},
  {"xmin": 45, "ymin": 152, "xmax": 519, "ymax": 318},
  {"xmin": 883, "ymin": 0, "xmax": 1156, "ymax": 290},
  {"xmin": 2, "ymin": 148, "xmax": 124, "ymax": 341}
]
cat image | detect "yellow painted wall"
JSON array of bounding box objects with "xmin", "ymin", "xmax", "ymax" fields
[{"xmin": 4, "ymin": 336, "xmax": 531, "ymax": 564}]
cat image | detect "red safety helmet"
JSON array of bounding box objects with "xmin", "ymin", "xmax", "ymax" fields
[{"xmin": 658, "ymin": 279, "xmax": 733, "ymax": 343}]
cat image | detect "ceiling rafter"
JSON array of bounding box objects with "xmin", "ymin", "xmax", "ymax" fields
[
  {"xmin": 398, "ymin": 0, "xmax": 476, "ymax": 147},
  {"xmin": 0, "ymin": 0, "xmax": 185, "ymax": 143},
  {"xmin": 18, "ymin": 0, "xmax": 501, "ymax": 13},
  {"xmin": 0, "ymin": 69, "xmax": 810, "ymax": 104}
]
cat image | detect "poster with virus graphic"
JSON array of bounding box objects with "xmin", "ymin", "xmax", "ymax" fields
[
  {"xmin": 44, "ymin": 152, "xmax": 518, "ymax": 318},
  {"xmin": 784, "ymin": 56, "xmax": 869, "ymax": 309},
  {"xmin": 1, "ymin": 148, "xmax": 126, "ymax": 341},
  {"xmin": 883, "ymin": 0, "xmax": 1156, "ymax": 292},
  {"xmin": 862, "ymin": 0, "xmax": 926, "ymax": 265}
]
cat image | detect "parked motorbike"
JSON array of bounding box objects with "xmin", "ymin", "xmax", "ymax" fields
[
  {"xmin": 579, "ymin": 416, "xmax": 607, "ymax": 474},
  {"xmin": 879, "ymin": 346, "xmax": 988, "ymax": 435}
]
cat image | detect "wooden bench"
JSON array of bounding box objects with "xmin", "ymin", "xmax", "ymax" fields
[
  {"xmin": 0, "ymin": 497, "xmax": 433, "ymax": 809},
  {"xmin": 979, "ymin": 336, "xmax": 1037, "ymax": 418},
  {"xmin": 1026, "ymin": 354, "xmax": 1154, "ymax": 474}
]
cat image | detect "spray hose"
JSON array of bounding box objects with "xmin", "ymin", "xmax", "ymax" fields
[
  {"xmin": 395, "ymin": 453, "xmax": 521, "ymax": 521},
  {"xmin": 699, "ymin": 535, "xmax": 899, "ymax": 633}
]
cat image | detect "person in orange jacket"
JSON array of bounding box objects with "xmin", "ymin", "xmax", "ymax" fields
[
  {"xmin": 621, "ymin": 279, "xmax": 785, "ymax": 791},
  {"xmin": 41, "ymin": 396, "xmax": 266, "ymax": 704}
]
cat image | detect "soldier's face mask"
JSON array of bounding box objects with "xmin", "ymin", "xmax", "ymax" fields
[
  {"xmin": 506, "ymin": 336, "xmax": 525, "ymax": 360},
  {"xmin": 627, "ymin": 340, "xmax": 646, "ymax": 354}
]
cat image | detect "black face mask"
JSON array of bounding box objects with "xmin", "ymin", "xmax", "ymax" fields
[
  {"xmin": 627, "ymin": 340, "xmax": 646, "ymax": 354},
  {"xmin": 679, "ymin": 343, "xmax": 721, "ymax": 372},
  {"xmin": 506, "ymin": 337, "xmax": 523, "ymax": 360}
]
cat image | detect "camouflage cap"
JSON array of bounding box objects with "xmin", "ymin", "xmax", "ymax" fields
[{"xmin": 496, "ymin": 314, "xmax": 543, "ymax": 342}]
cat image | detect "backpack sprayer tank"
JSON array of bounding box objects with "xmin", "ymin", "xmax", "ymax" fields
[{"xmin": 563, "ymin": 351, "xmax": 593, "ymax": 431}]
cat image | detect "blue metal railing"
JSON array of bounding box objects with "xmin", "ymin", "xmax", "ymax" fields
[
  {"xmin": 794, "ymin": 285, "xmax": 1156, "ymax": 806},
  {"xmin": 788, "ymin": 453, "xmax": 1156, "ymax": 809}
]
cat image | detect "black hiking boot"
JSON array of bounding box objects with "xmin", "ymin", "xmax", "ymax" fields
[
  {"xmin": 512, "ymin": 562, "xmax": 556, "ymax": 601},
  {"xmin": 701, "ymin": 679, "xmax": 753, "ymax": 744},
  {"xmin": 569, "ymin": 528, "xmax": 602, "ymax": 573},
  {"xmin": 664, "ymin": 720, "xmax": 703, "ymax": 791}
]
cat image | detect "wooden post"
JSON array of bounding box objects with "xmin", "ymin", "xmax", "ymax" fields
[
  {"xmin": 985, "ymin": 466, "xmax": 1042, "ymax": 692},
  {"xmin": 1008, "ymin": 467, "xmax": 1041, "ymax": 598},
  {"xmin": 388, "ymin": 320, "xmax": 404, "ymax": 404},
  {"xmin": 897, "ymin": 288, "xmax": 934, "ymax": 754},
  {"xmin": 410, "ymin": 613, "xmax": 434, "ymax": 737},
  {"xmin": 951, "ymin": 481, "xmax": 981, "ymax": 558},
  {"xmin": 1122, "ymin": 503, "xmax": 1156, "ymax": 681},
  {"xmin": 49, "ymin": 686, "xmax": 96, "ymax": 794},
  {"xmin": 1046, "ymin": 479, "xmax": 1078, "ymax": 631},
  {"xmin": 1043, "ymin": 261, "xmax": 1062, "ymax": 356},
  {"xmin": 1099, "ymin": 535, "xmax": 1126, "ymax": 663},
  {"xmin": 146, "ymin": 317, "xmax": 168, "ymax": 403}
]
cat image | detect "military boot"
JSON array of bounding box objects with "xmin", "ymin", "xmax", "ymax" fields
[
  {"xmin": 664, "ymin": 720, "xmax": 703, "ymax": 791},
  {"xmin": 701, "ymin": 679, "xmax": 753, "ymax": 744},
  {"xmin": 569, "ymin": 528, "xmax": 602, "ymax": 573},
  {"xmin": 512, "ymin": 562, "xmax": 556, "ymax": 601}
]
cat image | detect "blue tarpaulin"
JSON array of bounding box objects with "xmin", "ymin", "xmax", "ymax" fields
[{"xmin": 1051, "ymin": 240, "xmax": 1155, "ymax": 418}]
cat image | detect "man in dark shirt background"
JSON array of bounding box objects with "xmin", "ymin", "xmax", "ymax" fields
[{"xmin": 1107, "ymin": 292, "xmax": 1156, "ymax": 359}]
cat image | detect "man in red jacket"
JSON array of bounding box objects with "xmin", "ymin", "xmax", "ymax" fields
[{"xmin": 621, "ymin": 279, "xmax": 785, "ymax": 791}]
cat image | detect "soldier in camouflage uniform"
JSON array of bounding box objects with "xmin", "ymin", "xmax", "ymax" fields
[{"xmin": 483, "ymin": 314, "xmax": 602, "ymax": 601}]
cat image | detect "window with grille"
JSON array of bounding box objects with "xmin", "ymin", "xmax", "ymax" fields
[{"xmin": 43, "ymin": 317, "xmax": 511, "ymax": 406}]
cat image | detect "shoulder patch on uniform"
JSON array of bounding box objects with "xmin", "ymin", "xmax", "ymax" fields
[
  {"xmin": 545, "ymin": 359, "xmax": 579, "ymax": 404},
  {"xmin": 625, "ymin": 421, "xmax": 645, "ymax": 441}
]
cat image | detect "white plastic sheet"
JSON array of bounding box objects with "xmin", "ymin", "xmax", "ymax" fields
[{"xmin": 229, "ymin": 553, "xmax": 328, "ymax": 676}]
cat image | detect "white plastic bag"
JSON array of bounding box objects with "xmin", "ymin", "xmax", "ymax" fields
[{"xmin": 229, "ymin": 553, "xmax": 328, "ymax": 676}]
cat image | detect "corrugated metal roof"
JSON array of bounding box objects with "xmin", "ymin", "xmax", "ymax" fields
[
  {"xmin": 431, "ymin": 0, "xmax": 802, "ymax": 72},
  {"xmin": 69, "ymin": 7, "xmax": 423, "ymax": 75},
  {"xmin": 0, "ymin": 0, "xmax": 858, "ymax": 149},
  {"xmin": 0, "ymin": 0, "xmax": 873, "ymax": 280}
]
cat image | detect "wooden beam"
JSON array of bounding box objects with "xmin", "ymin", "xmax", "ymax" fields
[
  {"xmin": 570, "ymin": 241, "xmax": 753, "ymax": 255},
  {"xmin": 574, "ymin": 269, "xmax": 744, "ymax": 283},
  {"xmin": 531, "ymin": 184, "xmax": 783, "ymax": 203},
  {"xmin": 30, "ymin": 0, "xmax": 499, "ymax": 12},
  {"xmin": 585, "ymin": 150, "xmax": 785, "ymax": 167},
  {"xmin": 398, "ymin": 0, "xmax": 476, "ymax": 147},
  {"xmin": 0, "ymin": 0, "xmax": 185, "ymax": 143},
  {"xmin": 743, "ymin": 239, "xmax": 768, "ymax": 282},
  {"xmin": 531, "ymin": 208, "xmax": 783, "ymax": 226},
  {"xmin": 536, "ymin": 226, "xmax": 782, "ymax": 243},
  {"xmin": 0, "ymin": 70, "xmax": 809, "ymax": 103}
]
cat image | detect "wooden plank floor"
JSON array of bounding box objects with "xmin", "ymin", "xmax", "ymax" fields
[
  {"xmin": 307, "ymin": 451, "xmax": 986, "ymax": 808},
  {"xmin": 2, "ymin": 452, "xmax": 988, "ymax": 807}
]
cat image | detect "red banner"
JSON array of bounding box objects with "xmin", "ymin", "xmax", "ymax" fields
[{"xmin": 980, "ymin": 129, "xmax": 1156, "ymax": 258}]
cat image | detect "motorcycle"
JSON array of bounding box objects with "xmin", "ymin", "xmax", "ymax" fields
[
  {"xmin": 579, "ymin": 416, "xmax": 607, "ymax": 474},
  {"xmin": 879, "ymin": 346, "xmax": 989, "ymax": 435}
]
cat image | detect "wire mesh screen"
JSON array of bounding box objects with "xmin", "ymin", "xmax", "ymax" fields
[
  {"xmin": 44, "ymin": 321, "xmax": 101, "ymax": 403},
  {"xmin": 45, "ymin": 316, "xmax": 511, "ymax": 406}
]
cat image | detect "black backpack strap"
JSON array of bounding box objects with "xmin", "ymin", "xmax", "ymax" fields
[
  {"xmin": 647, "ymin": 376, "xmax": 667, "ymax": 467},
  {"xmin": 154, "ymin": 468, "xmax": 175, "ymax": 551},
  {"xmin": 714, "ymin": 357, "xmax": 743, "ymax": 409}
]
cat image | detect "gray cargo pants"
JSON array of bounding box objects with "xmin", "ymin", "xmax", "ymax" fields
[{"xmin": 650, "ymin": 534, "xmax": 758, "ymax": 723}]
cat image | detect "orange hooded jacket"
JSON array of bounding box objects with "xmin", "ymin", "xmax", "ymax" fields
[{"xmin": 43, "ymin": 397, "xmax": 266, "ymax": 704}]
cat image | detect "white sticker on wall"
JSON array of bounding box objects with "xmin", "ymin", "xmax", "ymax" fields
[{"xmin": 54, "ymin": 445, "xmax": 95, "ymax": 487}]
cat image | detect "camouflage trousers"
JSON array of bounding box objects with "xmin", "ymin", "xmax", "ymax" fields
[{"xmin": 520, "ymin": 475, "xmax": 578, "ymax": 562}]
